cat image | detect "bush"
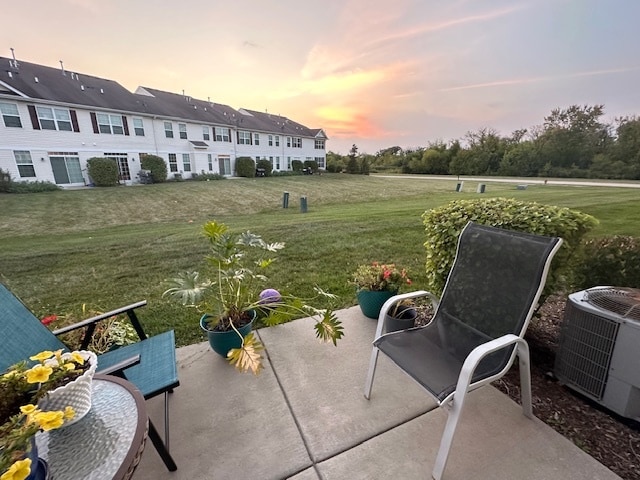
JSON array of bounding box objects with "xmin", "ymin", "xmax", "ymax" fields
[
  {"xmin": 87, "ymin": 157, "xmax": 118, "ymax": 187},
  {"xmin": 140, "ymin": 154, "xmax": 167, "ymax": 183},
  {"xmin": 572, "ymin": 236, "xmax": 640, "ymax": 290},
  {"xmin": 191, "ymin": 171, "xmax": 225, "ymax": 181},
  {"xmin": 291, "ymin": 160, "xmax": 304, "ymax": 172},
  {"xmin": 256, "ymin": 159, "xmax": 273, "ymax": 177},
  {"xmin": 235, "ymin": 157, "xmax": 255, "ymax": 178},
  {"xmin": 0, "ymin": 169, "xmax": 12, "ymax": 193},
  {"xmin": 303, "ymin": 160, "xmax": 318, "ymax": 172},
  {"xmin": 5, "ymin": 181, "xmax": 60, "ymax": 193},
  {"xmin": 422, "ymin": 197, "xmax": 599, "ymax": 296}
]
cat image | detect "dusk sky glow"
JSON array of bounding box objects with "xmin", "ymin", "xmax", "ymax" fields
[{"xmin": 4, "ymin": 0, "xmax": 640, "ymax": 154}]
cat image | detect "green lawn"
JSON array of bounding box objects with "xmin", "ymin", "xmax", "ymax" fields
[{"xmin": 2, "ymin": 174, "xmax": 639, "ymax": 346}]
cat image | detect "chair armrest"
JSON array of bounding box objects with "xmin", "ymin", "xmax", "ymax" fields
[
  {"xmin": 455, "ymin": 334, "xmax": 524, "ymax": 399},
  {"xmin": 97, "ymin": 355, "xmax": 141, "ymax": 376},
  {"xmin": 52, "ymin": 300, "xmax": 148, "ymax": 349},
  {"xmin": 374, "ymin": 290, "xmax": 440, "ymax": 339}
]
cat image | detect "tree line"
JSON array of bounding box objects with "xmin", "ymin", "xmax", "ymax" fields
[{"xmin": 326, "ymin": 105, "xmax": 640, "ymax": 179}]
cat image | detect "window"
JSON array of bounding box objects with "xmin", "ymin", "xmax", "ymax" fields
[
  {"xmin": 37, "ymin": 106, "xmax": 72, "ymax": 131},
  {"xmin": 202, "ymin": 126, "xmax": 210, "ymax": 141},
  {"xmin": 14, "ymin": 151, "xmax": 35, "ymax": 177},
  {"xmin": 256, "ymin": 156, "xmax": 260, "ymax": 162},
  {"xmin": 97, "ymin": 113, "xmax": 124, "ymax": 134},
  {"xmin": 179, "ymin": 123, "xmax": 187, "ymax": 139},
  {"xmin": 207, "ymin": 154, "xmax": 213, "ymax": 171},
  {"xmin": 286, "ymin": 137, "xmax": 291, "ymax": 147},
  {"xmin": 275, "ymin": 156, "xmax": 280, "ymax": 169},
  {"xmin": 315, "ymin": 139, "xmax": 325, "ymax": 149},
  {"xmin": 182, "ymin": 153, "xmax": 191, "ymax": 172},
  {"xmin": 0, "ymin": 102, "xmax": 22, "ymax": 128},
  {"xmin": 164, "ymin": 122, "xmax": 174, "ymax": 138},
  {"xmin": 275, "ymin": 136, "xmax": 280, "ymax": 147},
  {"xmin": 293, "ymin": 137, "xmax": 302, "ymax": 148},
  {"xmin": 315, "ymin": 156, "xmax": 326, "ymax": 169},
  {"xmin": 133, "ymin": 118, "xmax": 145, "ymax": 136},
  {"xmin": 253, "ymin": 133, "xmax": 260, "ymax": 145},
  {"xmin": 219, "ymin": 155, "xmax": 231, "ymax": 175},
  {"xmin": 238, "ymin": 131, "xmax": 252, "ymax": 145},
  {"xmin": 268, "ymin": 135, "xmax": 273, "ymax": 146},
  {"xmin": 168, "ymin": 153, "xmax": 178, "ymax": 172},
  {"xmin": 49, "ymin": 152, "xmax": 83, "ymax": 184},
  {"xmin": 104, "ymin": 152, "xmax": 130, "ymax": 181},
  {"xmin": 214, "ymin": 127, "xmax": 230, "ymax": 142},
  {"xmin": 287, "ymin": 156, "xmax": 291, "ymax": 169}
]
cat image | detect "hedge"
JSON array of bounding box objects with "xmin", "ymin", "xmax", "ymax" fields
[{"xmin": 422, "ymin": 197, "xmax": 599, "ymax": 296}]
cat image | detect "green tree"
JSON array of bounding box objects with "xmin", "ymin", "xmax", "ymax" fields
[{"xmin": 346, "ymin": 144, "xmax": 359, "ymax": 174}]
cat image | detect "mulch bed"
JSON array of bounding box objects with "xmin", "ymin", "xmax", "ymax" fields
[{"xmin": 413, "ymin": 296, "xmax": 640, "ymax": 479}]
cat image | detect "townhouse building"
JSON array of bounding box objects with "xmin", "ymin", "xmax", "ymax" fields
[{"xmin": 0, "ymin": 56, "xmax": 327, "ymax": 186}]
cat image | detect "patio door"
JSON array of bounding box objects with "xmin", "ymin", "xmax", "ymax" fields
[{"xmin": 50, "ymin": 154, "xmax": 83, "ymax": 185}]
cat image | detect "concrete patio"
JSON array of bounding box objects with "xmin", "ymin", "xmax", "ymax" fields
[{"xmin": 133, "ymin": 306, "xmax": 621, "ymax": 480}]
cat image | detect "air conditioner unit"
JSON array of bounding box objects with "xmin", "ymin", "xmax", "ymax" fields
[{"xmin": 554, "ymin": 286, "xmax": 640, "ymax": 420}]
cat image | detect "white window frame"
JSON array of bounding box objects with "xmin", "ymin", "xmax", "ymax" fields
[
  {"xmin": 37, "ymin": 106, "xmax": 72, "ymax": 131},
  {"xmin": 207, "ymin": 153, "xmax": 213, "ymax": 171},
  {"xmin": 202, "ymin": 126, "xmax": 210, "ymax": 141},
  {"xmin": 293, "ymin": 137, "xmax": 302, "ymax": 148},
  {"xmin": 97, "ymin": 113, "xmax": 123, "ymax": 135},
  {"xmin": 238, "ymin": 131, "xmax": 251, "ymax": 145},
  {"xmin": 179, "ymin": 123, "xmax": 188, "ymax": 139},
  {"xmin": 315, "ymin": 139, "xmax": 325, "ymax": 149},
  {"xmin": 164, "ymin": 122, "xmax": 174, "ymax": 138},
  {"xmin": 286, "ymin": 136, "xmax": 291, "ymax": 147},
  {"xmin": 215, "ymin": 127, "xmax": 230, "ymax": 142},
  {"xmin": 133, "ymin": 118, "xmax": 145, "ymax": 136},
  {"xmin": 253, "ymin": 133, "xmax": 260, "ymax": 145},
  {"xmin": 14, "ymin": 150, "xmax": 35, "ymax": 177},
  {"xmin": 268, "ymin": 135, "xmax": 273, "ymax": 146},
  {"xmin": 275, "ymin": 135, "xmax": 280, "ymax": 147},
  {"xmin": 182, "ymin": 153, "xmax": 191, "ymax": 172},
  {"xmin": 0, "ymin": 102, "xmax": 22, "ymax": 128}
]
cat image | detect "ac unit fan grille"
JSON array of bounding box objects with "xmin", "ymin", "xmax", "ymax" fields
[
  {"xmin": 585, "ymin": 287, "xmax": 640, "ymax": 321},
  {"xmin": 554, "ymin": 299, "xmax": 619, "ymax": 400}
]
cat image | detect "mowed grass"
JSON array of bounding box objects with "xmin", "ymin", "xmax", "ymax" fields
[{"xmin": 1, "ymin": 174, "xmax": 639, "ymax": 346}]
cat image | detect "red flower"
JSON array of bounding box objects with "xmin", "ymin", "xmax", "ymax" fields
[{"xmin": 40, "ymin": 314, "xmax": 57, "ymax": 326}]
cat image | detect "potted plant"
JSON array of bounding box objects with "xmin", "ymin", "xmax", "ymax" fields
[
  {"xmin": 163, "ymin": 220, "xmax": 344, "ymax": 374},
  {"xmin": 1, "ymin": 349, "xmax": 91, "ymax": 480},
  {"xmin": 351, "ymin": 262, "xmax": 411, "ymax": 318},
  {"xmin": 384, "ymin": 299, "xmax": 418, "ymax": 332}
]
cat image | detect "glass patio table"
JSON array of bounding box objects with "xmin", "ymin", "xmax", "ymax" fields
[{"xmin": 36, "ymin": 374, "xmax": 148, "ymax": 480}]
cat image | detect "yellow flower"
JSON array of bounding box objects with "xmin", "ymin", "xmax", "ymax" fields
[
  {"xmin": 63, "ymin": 406, "xmax": 75, "ymax": 420},
  {"xmin": 19, "ymin": 404, "xmax": 37, "ymax": 415},
  {"xmin": 68, "ymin": 352, "xmax": 85, "ymax": 365},
  {"xmin": 33, "ymin": 410, "xmax": 65, "ymax": 431},
  {"xmin": 0, "ymin": 458, "xmax": 31, "ymax": 480},
  {"xmin": 29, "ymin": 351, "xmax": 54, "ymax": 362},
  {"xmin": 25, "ymin": 364, "xmax": 53, "ymax": 384},
  {"xmin": 62, "ymin": 363, "xmax": 75, "ymax": 371}
]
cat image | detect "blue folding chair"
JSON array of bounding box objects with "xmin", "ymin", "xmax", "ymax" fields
[{"xmin": 0, "ymin": 284, "xmax": 179, "ymax": 471}]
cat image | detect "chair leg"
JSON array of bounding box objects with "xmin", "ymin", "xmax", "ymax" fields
[
  {"xmin": 364, "ymin": 346, "xmax": 380, "ymax": 399},
  {"xmin": 517, "ymin": 340, "xmax": 533, "ymax": 418},
  {"xmin": 148, "ymin": 419, "xmax": 177, "ymax": 471},
  {"xmin": 164, "ymin": 391, "xmax": 171, "ymax": 451},
  {"xmin": 432, "ymin": 394, "xmax": 467, "ymax": 480}
]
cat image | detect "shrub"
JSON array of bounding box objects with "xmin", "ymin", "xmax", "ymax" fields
[
  {"xmin": 235, "ymin": 157, "xmax": 255, "ymax": 178},
  {"xmin": 291, "ymin": 160, "xmax": 304, "ymax": 172},
  {"xmin": 422, "ymin": 197, "xmax": 599, "ymax": 296},
  {"xmin": 5, "ymin": 181, "xmax": 60, "ymax": 193},
  {"xmin": 191, "ymin": 171, "xmax": 225, "ymax": 181},
  {"xmin": 572, "ymin": 236, "xmax": 640, "ymax": 290},
  {"xmin": 303, "ymin": 160, "xmax": 318, "ymax": 172},
  {"xmin": 0, "ymin": 169, "xmax": 11, "ymax": 193},
  {"xmin": 140, "ymin": 154, "xmax": 167, "ymax": 183},
  {"xmin": 256, "ymin": 159, "xmax": 273, "ymax": 177},
  {"xmin": 87, "ymin": 157, "xmax": 119, "ymax": 187}
]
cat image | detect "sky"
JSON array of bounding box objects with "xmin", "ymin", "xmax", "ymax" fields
[{"xmin": 3, "ymin": 0, "xmax": 640, "ymax": 154}]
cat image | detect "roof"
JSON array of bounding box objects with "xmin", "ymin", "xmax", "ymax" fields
[{"xmin": 0, "ymin": 56, "xmax": 324, "ymax": 137}]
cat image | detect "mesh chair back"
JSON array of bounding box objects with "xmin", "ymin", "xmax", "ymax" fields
[
  {"xmin": 375, "ymin": 222, "xmax": 561, "ymax": 402},
  {"xmin": 0, "ymin": 284, "xmax": 68, "ymax": 370},
  {"xmin": 434, "ymin": 222, "xmax": 560, "ymax": 377}
]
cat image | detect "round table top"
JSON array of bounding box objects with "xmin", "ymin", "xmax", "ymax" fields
[{"xmin": 36, "ymin": 374, "xmax": 148, "ymax": 480}]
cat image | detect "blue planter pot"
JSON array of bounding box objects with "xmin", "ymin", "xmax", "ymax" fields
[
  {"xmin": 200, "ymin": 312, "xmax": 255, "ymax": 358},
  {"xmin": 356, "ymin": 290, "xmax": 397, "ymax": 319},
  {"xmin": 27, "ymin": 437, "xmax": 48, "ymax": 480}
]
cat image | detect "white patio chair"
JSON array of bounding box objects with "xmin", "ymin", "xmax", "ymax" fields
[{"xmin": 364, "ymin": 222, "xmax": 563, "ymax": 479}]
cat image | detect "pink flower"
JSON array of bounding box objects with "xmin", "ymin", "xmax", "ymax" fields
[{"xmin": 41, "ymin": 315, "xmax": 57, "ymax": 326}]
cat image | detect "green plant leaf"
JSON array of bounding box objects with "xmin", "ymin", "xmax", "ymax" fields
[{"xmin": 314, "ymin": 312, "xmax": 344, "ymax": 346}]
